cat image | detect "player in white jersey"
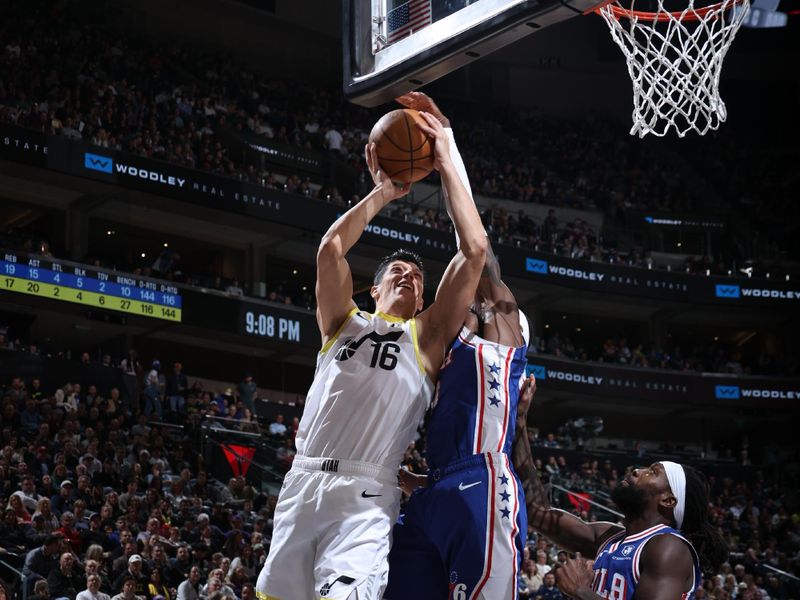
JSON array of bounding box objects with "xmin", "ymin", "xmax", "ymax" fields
[{"xmin": 255, "ymin": 112, "xmax": 488, "ymax": 600}]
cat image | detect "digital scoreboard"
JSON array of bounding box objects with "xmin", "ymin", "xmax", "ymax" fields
[{"xmin": 1, "ymin": 250, "xmax": 182, "ymax": 322}]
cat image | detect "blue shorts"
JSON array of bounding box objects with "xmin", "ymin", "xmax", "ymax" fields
[{"xmin": 386, "ymin": 452, "xmax": 527, "ymax": 599}]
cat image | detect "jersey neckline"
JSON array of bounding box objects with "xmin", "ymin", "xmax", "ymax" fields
[{"xmin": 458, "ymin": 325, "xmax": 527, "ymax": 354}]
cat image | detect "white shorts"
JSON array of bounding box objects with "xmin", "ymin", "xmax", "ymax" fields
[{"xmin": 255, "ymin": 456, "xmax": 401, "ymax": 600}]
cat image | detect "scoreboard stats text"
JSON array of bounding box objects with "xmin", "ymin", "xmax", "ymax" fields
[{"xmin": 1, "ymin": 252, "xmax": 182, "ymax": 322}]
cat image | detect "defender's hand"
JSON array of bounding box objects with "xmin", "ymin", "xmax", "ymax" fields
[
  {"xmin": 517, "ymin": 374, "xmax": 536, "ymax": 424},
  {"xmin": 415, "ymin": 112, "xmax": 451, "ymax": 172},
  {"xmin": 395, "ymin": 91, "xmax": 450, "ymax": 128},
  {"xmin": 397, "ymin": 468, "xmax": 428, "ymax": 496}
]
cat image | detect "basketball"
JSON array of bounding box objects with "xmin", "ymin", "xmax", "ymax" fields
[{"xmin": 369, "ymin": 108, "xmax": 435, "ymax": 184}]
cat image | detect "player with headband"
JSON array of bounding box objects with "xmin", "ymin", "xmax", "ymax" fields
[
  {"xmin": 513, "ymin": 412, "xmax": 729, "ymax": 600},
  {"xmin": 385, "ymin": 92, "xmax": 532, "ymax": 599}
]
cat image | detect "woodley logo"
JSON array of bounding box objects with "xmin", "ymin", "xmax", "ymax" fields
[
  {"xmin": 83, "ymin": 152, "xmax": 187, "ymax": 187},
  {"xmin": 715, "ymin": 385, "xmax": 740, "ymax": 399},
  {"xmin": 526, "ymin": 364, "xmax": 602, "ymax": 385},
  {"xmin": 715, "ymin": 285, "xmax": 740, "ymax": 298},
  {"xmin": 527, "ymin": 364, "xmax": 546, "ymax": 380},
  {"xmin": 715, "ymin": 385, "xmax": 799, "ymax": 400},
  {"xmin": 526, "ymin": 258, "xmax": 548, "ymax": 274},
  {"xmin": 716, "ymin": 283, "xmax": 800, "ymax": 300},
  {"xmin": 84, "ymin": 152, "xmax": 113, "ymax": 173},
  {"xmin": 525, "ymin": 257, "xmax": 605, "ymax": 281}
]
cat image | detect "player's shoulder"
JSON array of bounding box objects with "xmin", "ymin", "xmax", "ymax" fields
[{"xmin": 640, "ymin": 531, "xmax": 695, "ymax": 572}]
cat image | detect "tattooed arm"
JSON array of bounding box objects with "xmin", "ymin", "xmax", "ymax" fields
[{"xmin": 512, "ymin": 375, "xmax": 623, "ymax": 556}]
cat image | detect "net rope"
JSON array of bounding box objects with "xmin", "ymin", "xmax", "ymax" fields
[{"xmin": 598, "ymin": 0, "xmax": 750, "ymax": 137}]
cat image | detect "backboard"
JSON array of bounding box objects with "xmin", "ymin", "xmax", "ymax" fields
[{"xmin": 343, "ymin": 0, "xmax": 602, "ymax": 107}]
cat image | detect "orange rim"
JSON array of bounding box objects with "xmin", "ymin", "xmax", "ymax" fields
[{"xmin": 590, "ymin": 0, "xmax": 744, "ymax": 21}]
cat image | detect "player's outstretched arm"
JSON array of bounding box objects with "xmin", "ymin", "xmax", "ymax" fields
[
  {"xmin": 400, "ymin": 92, "xmax": 521, "ymax": 346},
  {"xmin": 415, "ymin": 113, "xmax": 487, "ymax": 372},
  {"xmin": 316, "ymin": 143, "xmax": 410, "ymax": 346},
  {"xmin": 513, "ymin": 376, "xmax": 623, "ymax": 557}
]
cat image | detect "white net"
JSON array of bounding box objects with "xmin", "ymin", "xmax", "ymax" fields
[{"xmin": 598, "ymin": 0, "xmax": 750, "ymax": 137}]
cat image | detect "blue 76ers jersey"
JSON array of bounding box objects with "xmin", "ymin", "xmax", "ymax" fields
[
  {"xmin": 592, "ymin": 524, "xmax": 701, "ymax": 600},
  {"xmin": 425, "ymin": 326, "xmax": 528, "ymax": 469}
]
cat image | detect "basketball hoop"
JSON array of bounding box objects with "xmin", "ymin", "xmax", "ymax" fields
[{"xmin": 594, "ymin": 0, "xmax": 750, "ymax": 137}]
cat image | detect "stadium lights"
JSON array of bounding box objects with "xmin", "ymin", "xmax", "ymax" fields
[
  {"xmin": 787, "ymin": 275, "xmax": 791, "ymax": 282},
  {"xmin": 163, "ymin": 242, "xmax": 169, "ymax": 247},
  {"xmin": 292, "ymin": 269, "xmax": 298, "ymax": 275},
  {"xmin": 705, "ymin": 269, "xmax": 710, "ymax": 276},
  {"xmin": 141, "ymin": 252, "xmax": 146, "ymax": 258}
]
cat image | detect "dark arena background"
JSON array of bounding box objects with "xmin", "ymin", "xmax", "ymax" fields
[{"xmin": 0, "ymin": 0, "xmax": 798, "ymax": 598}]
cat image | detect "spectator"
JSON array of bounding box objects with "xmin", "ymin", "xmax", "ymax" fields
[
  {"xmin": 23, "ymin": 534, "xmax": 62, "ymax": 579},
  {"xmin": 8, "ymin": 490, "xmax": 32, "ymax": 523},
  {"xmin": 52, "ymin": 480, "xmax": 75, "ymax": 516},
  {"xmin": 536, "ymin": 571, "xmax": 564, "ymax": 600},
  {"xmin": 76, "ymin": 574, "xmax": 112, "ymax": 600},
  {"xmin": 519, "ymin": 558, "xmax": 544, "ymax": 598},
  {"xmin": 0, "ymin": 507, "xmax": 29, "ymax": 553},
  {"xmin": 166, "ymin": 363, "xmax": 188, "ymax": 418},
  {"xmin": 176, "ymin": 566, "xmax": 201, "ymax": 600},
  {"xmin": 47, "ymin": 552, "xmax": 84, "ymax": 600},
  {"xmin": 56, "ymin": 511, "xmax": 84, "ymax": 554},
  {"xmin": 32, "ymin": 580, "xmax": 51, "ymax": 600},
  {"xmin": 111, "ymin": 577, "xmax": 145, "ymax": 600},
  {"xmin": 167, "ymin": 545, "xmax": 192, "ymax": 588},
  {"xmin": 112, "ymin": 555, "xmax": 149, "ymax": 597},
  {"xmin": 147, "ymin": 568, "xmax": 171, "ymax": 600},
  {"xmin": 143, "ymin": 361, "xmax": 165, "ymax": 422},
  {"xmin": 236, "ymin": 376, "xmax": 256, "ymax": 416},
  {"xmin": 267, "ymin": 415, "xmax": 287, "ymax": 437},
  {"xmin": 535, "ymin": 550, "xmax": 552, "ymax": 576},
  {"xmin": 120, "ymin": 350, "xmax": 142, "ymax": 416}
]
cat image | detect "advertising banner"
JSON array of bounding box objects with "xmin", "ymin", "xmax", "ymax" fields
[{"xmin": 2, "ymin": 124, "xmax": 797, "ymax": 308}]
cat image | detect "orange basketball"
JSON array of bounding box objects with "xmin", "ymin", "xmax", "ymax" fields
[{"xmin": 369, "ymin": 108, "xmax": 435, "ymax": 184}]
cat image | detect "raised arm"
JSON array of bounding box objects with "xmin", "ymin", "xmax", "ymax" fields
[
  {"xmin": 513, "ymin": 376, "xmax": 622, "ymax": 556},
  {"xmin": 398, "ymin": 92, "xmax": 520, "ymax": 346},
  {"xmin": 316, "ymin": 144, "xmax": 409, "ymax": 346},
  {"xmin": 415, "ymin": 113, "xmax": 487, "ymax": 372}
]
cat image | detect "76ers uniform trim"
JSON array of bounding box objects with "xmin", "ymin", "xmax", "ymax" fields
[
  {"xmin": 257, "ymin": 309, "xmax": 433, "ymax": 600},
  {"xmin": 592, "ymin": 524, "xmax": 702, "ymax": 600},
  {"xmin": 386, "ymin": 327, "xmax": 528, "ymax": 600}
]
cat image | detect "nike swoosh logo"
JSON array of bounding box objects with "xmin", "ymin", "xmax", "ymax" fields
[
  {"xmin": 361, "ymin": 490, "xmax": 382, "ymax": 498},
  {"xmin": 458, "ymin": 481, "xmax": 481, "ymax": 491}
]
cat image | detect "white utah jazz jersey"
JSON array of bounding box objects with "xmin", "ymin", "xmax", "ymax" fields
[{"xmin": 296, "ymin": 309, "xmax": 434, "ymax": 469}]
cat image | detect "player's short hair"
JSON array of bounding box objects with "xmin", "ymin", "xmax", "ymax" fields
[{"xmin": 373, "ymin": 249, "xmax": 425, "ymax": 286}]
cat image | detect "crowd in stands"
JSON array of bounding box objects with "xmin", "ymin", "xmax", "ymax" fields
[
  {"xmin": 1, "ymin": 0, "xmax": 796, "ymax": 281},
  {"xmin": 536, "ymin": 331, "xmax": 798, "ymax": 377},
  {"xmin": 1, "ymin": 337, "xmax": 798, "ymax": 600}
]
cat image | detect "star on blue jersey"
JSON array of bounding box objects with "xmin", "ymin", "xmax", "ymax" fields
[
  {"xmin": 499, "ymin": 474, "xmax": 509, "ymax": 486},
  {"xmin": 499, "ymin": 490, "xmax": 511, "ymax": 502},
  {"xmin": 488, "ymin": 379, "xmax": 501, "ymax": 391},
  {"xmin": 488, "ymin": 362, "xmax": 501, "ymax": 375},
  {"xmin": 501, "ymin": 507, "xmax": 510, "ymax": 519},
  {"xmin": 489, "ymin": 396, "xmax": 501, "ymax": 407}
]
